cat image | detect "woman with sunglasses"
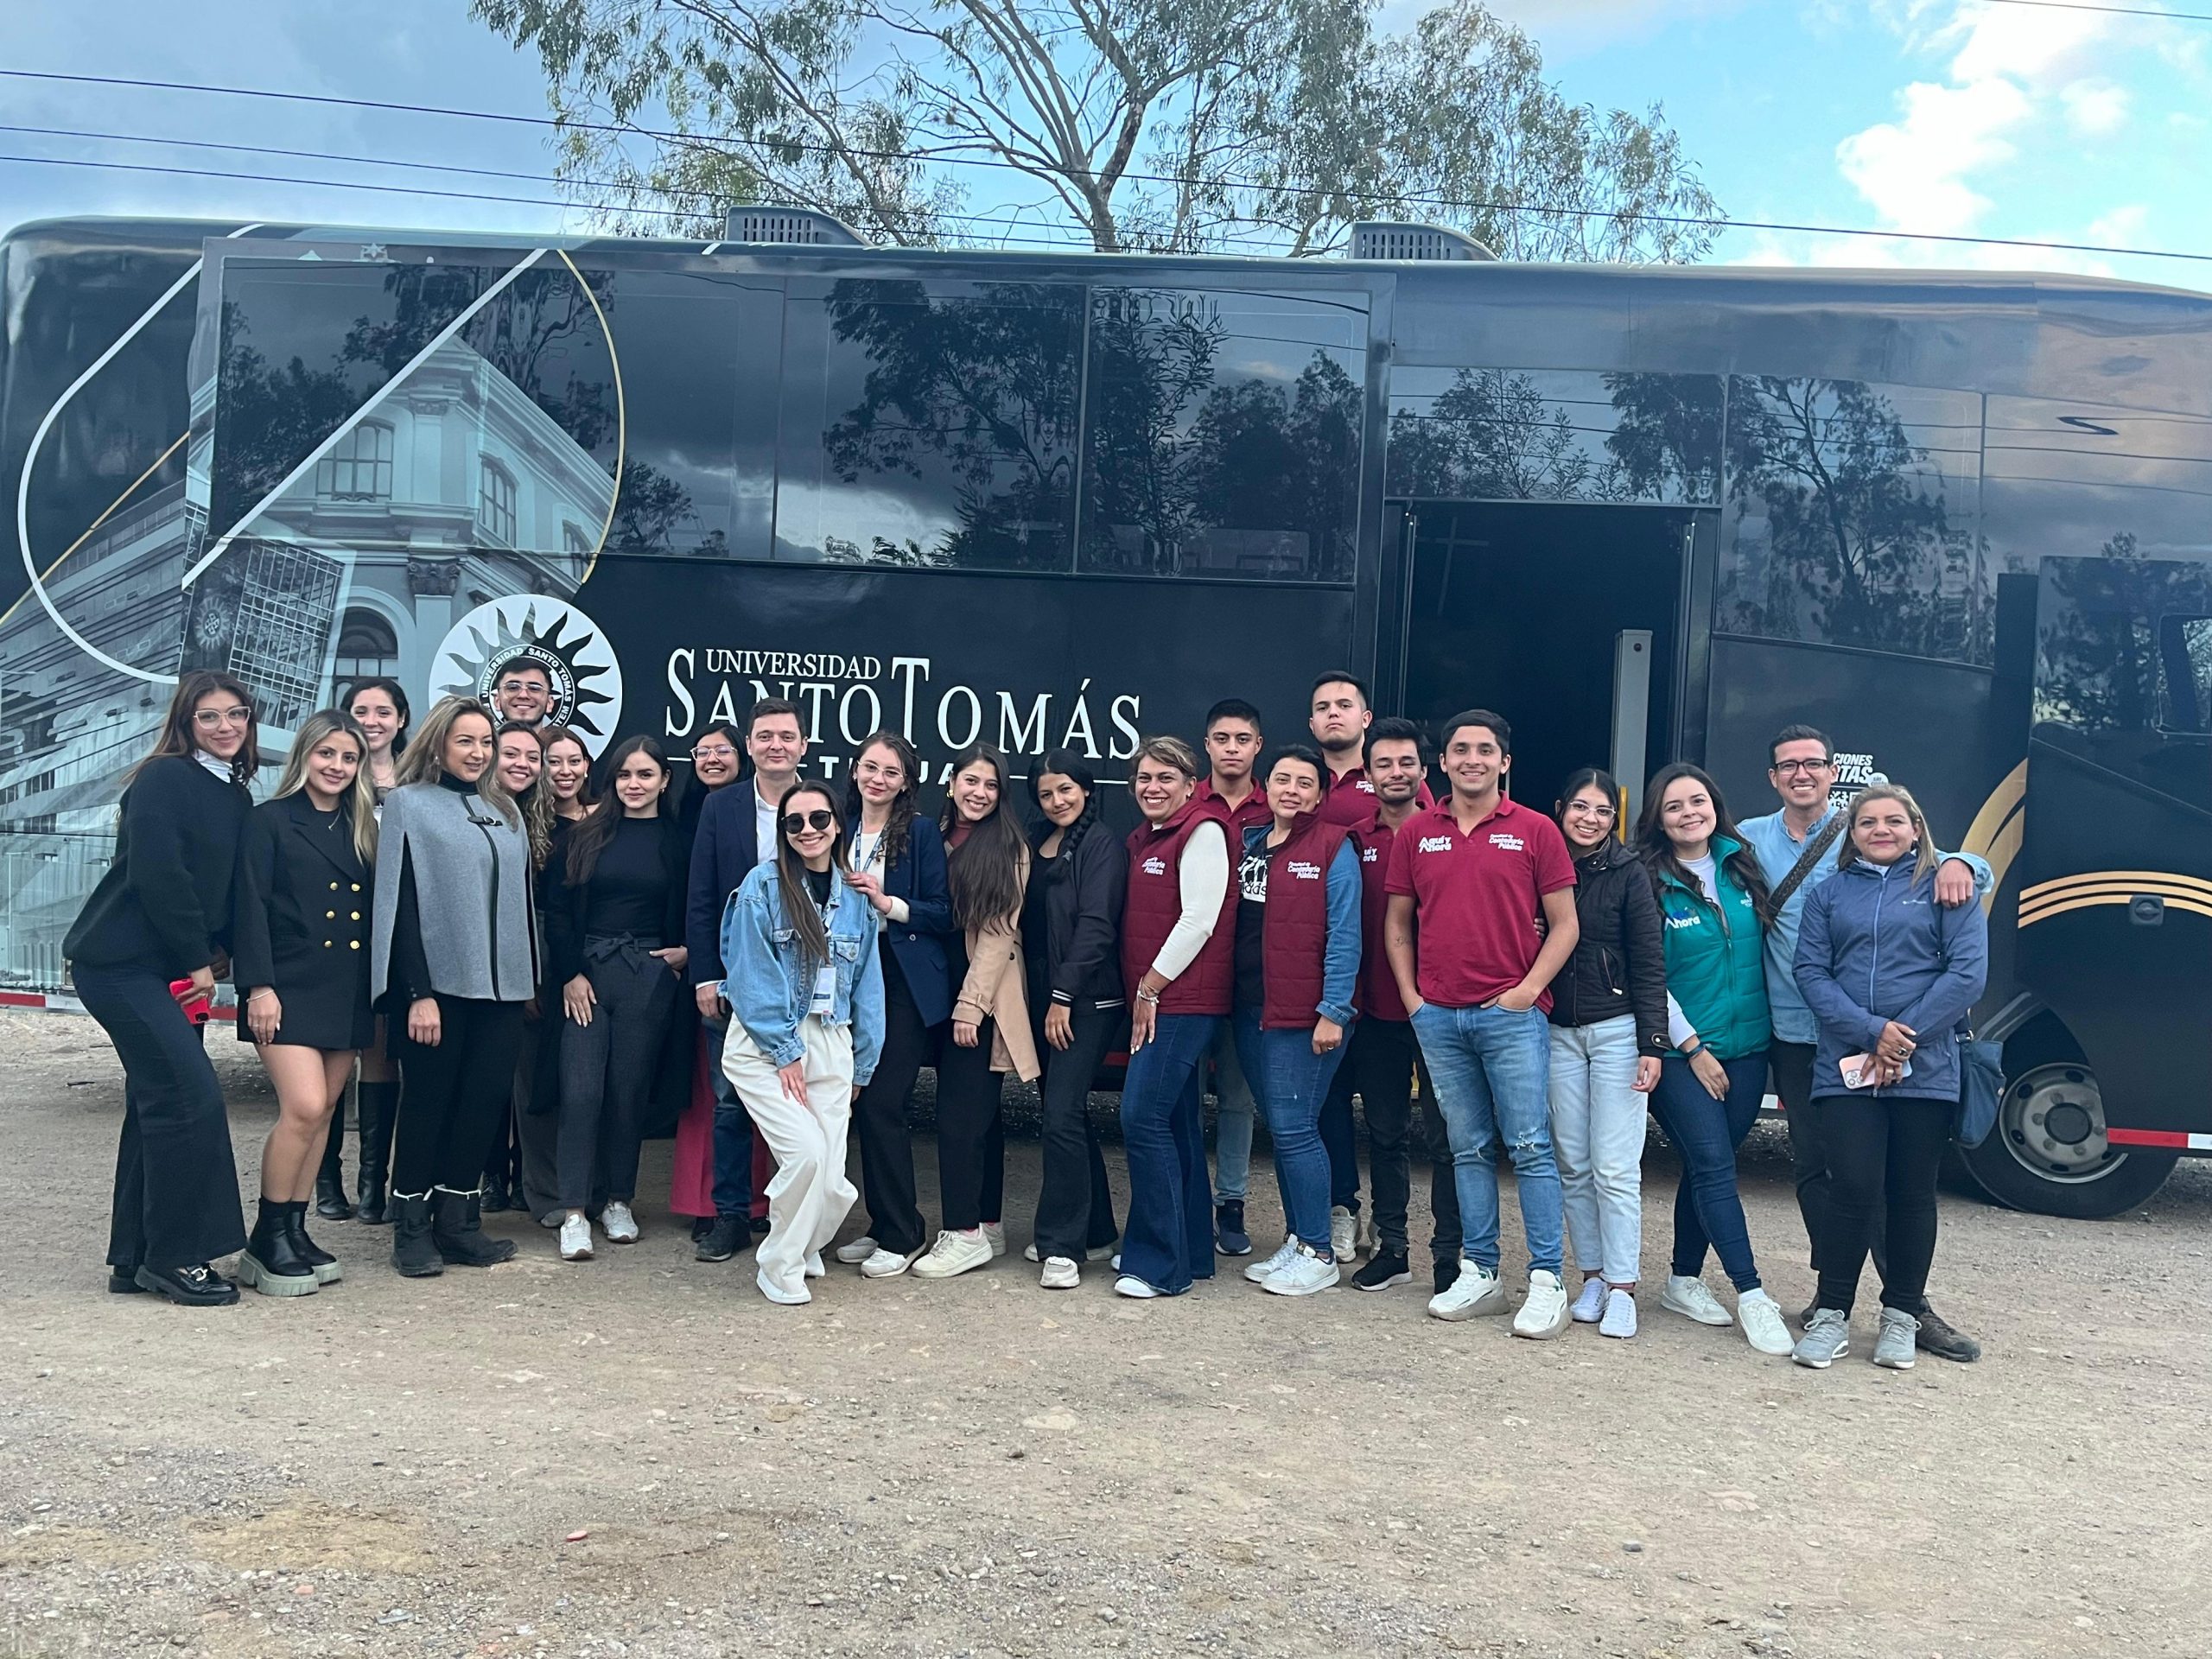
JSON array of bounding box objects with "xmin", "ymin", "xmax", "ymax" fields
[
  {"xmin": 67, "ymin": 672, "xmax": 258, "ymax": 1306},
  {"xmin": 369, "ymin": 697, "xmax": 538, "ymax": 1277},
  {"xmin": 718, "ymin": 785, "xmax": 885, "ymax": 1305},
  {"xmin": 912, "ymin": 744, "xmax": 1036, "ymax": 1280}
]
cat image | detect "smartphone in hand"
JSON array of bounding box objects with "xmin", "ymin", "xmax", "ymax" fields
[{"xmin": 168, "ymin": 977, "xmax": 214, "ymax": 1025}]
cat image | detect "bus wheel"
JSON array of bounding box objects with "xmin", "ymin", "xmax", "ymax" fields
[{"xmin": 1960, "ymin": 1040, "xmax": 2177, "ymax": 1219}]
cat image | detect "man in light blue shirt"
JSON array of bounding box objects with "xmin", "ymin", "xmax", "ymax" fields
[{"xmin": 1740, "ymin": 723, "xmax": 1990, "ymax": 1363}]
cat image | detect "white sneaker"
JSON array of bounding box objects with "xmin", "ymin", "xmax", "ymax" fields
[
  {"xmin": 1262, "ymin": 1243, "xmax": 1339, "ymax": 1298},
  {"xmin": 1024, "ymin": 1240, "xmax": 1117, "ymax": 1262},
  {"xmin": 1329, "ymin": 1205, "xmax": 1357, "ymax": 1262},
  {"xmin": 1113, "ymin": 1274, "xmax": 1160, "ymax": 1299},
  {"xmin": 860, "ymin": 1245, "xmax": 924, "ymax": 1280},
  {"xmin": 1599, "ymin": 1288, "xmax": 1638, "ymax": 1339},
  {"xmin": 1244, "ymin": 1236, "xmax": 1300, "ymax": 1285},
  {"xmin": 1039, "ymin": 1256, "xmax": 1081, "ymax": 1290},
  {"xmin": 1737, "ymin": 1288, "xmax": 1794, "ymax": 1356},
  {"xmin": 982, "ymin": 1221, "xmax": 1007, "ymax": 1257},
  {"xmin": 804, "ymin": 1252, "xmax": 825, "ymax": 1280},
  {"xmin": 758, "ymin": 1274, "xmax": 810, "ymax": 1306},
  {"xmin": 1661, "ymin": 1274, "xmax": 1733, "ymax": 1326},
  {"xmin": 911, "ymin": 1229, "xmax": 994, "ymax": 1280},
  {"xmin": 601, "ymin": 1201, "xmax": 639, "ymax": 1244},
  {"xmin": 1512, "ymin": 1269, "xmax": 1572, "ymax": 1339},
  {"xmin": 1109, "ymin": 1253, "xmax": 1122, "ymax": 1272},
  {"xmin": 1427, "ymin": 1261, "xmax": 1507, "ymax": 1320},
  {"xmin": 835, "ymin": 1235, "xmax": 879, "ymax": 1265},
  {"xmin": 1570, "ymin": 1276, "xmax": 1609, "ymax": 1323},
  {"xmin": 558, "ymin": 1213, "xmax": 593, "ymax": 1262}
]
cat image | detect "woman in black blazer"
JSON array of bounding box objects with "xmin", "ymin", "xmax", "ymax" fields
[
  {"xmin": 65, "ymin": 671, "xmax": 258, "ymax": 1307},
  {"xmin": 232, "ymin": 711, "xmax": 381, "ymax": 1297}
]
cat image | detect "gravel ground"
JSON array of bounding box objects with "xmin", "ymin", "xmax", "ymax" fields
[{"xmin": 2, "ymin": 1006, "xmax": 2207, "ymax": 1659}]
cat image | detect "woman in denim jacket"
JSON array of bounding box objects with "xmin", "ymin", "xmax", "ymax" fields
[{"xmin": 718, "ymin": 782, "xmax": 886, "ymax": 1305}]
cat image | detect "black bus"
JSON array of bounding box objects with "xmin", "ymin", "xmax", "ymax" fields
[{"xmin": 3, "ymin": 214, "xmax": 2206, "ymax": 1219}]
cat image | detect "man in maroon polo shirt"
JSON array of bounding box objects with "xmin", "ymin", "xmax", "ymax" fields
[
  {"xmin": 1195, "ymin": 697, "xmax": 1268, "ymax": 1255},
  {"xmin": 1384, "ymin": 709, "xmax": 1580, "ymax": 1339}
]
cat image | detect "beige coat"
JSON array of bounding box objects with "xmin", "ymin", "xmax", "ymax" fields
[{"xmin": 951, "ymin": 845, "xmax": 1039, "ymax": 1082}]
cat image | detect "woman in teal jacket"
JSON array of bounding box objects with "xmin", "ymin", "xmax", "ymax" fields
[{"xmin": 1634, "ymin": 764, "xmax": 1794, "ymax": 1358}]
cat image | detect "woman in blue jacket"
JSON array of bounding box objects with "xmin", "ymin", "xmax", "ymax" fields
[
  {"xmin": 1791, "ymin": 784, "xmax": 1989, "ymax": 1371},
  {"xmin": 1635, "ymin": 763, "xmax": 1794, "ymax": 1358},
  {"xmin": 834, "ymin": 732, "xmax": 957, "ymax": 1279},
  {"xmin": 719, "ymin": 781, "xmax": 885, "ymax": 1306}
]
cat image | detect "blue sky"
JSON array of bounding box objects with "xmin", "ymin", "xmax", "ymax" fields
[{"xmin": 3, "ymin": 0, "xmax": 2205, "ymax": 288}]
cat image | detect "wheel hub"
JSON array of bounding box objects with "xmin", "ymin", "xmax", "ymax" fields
[{"xmin": 2002, "ymin": 1063, "xmax": 2120, "ymax": 1184}]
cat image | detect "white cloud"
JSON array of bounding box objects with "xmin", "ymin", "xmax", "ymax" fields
[
  {"xmin": 2061, "ymin": 78, "xmax": 2131, "ymax": 135},
  {"xmin": 1836, "ymin": 76, "xmax": 2031, "ymax": 233},
  {"xmin": 2086, "ymin": 203, "xmax": 2148, "ymax": 245},
  {"xmin": 1939, "ymin": 0, "xmax": 2108, "ymax": 85}
]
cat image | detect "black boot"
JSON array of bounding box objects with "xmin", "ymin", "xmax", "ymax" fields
[
  {"xmin": 356, "ymin": 1082, "xmax": 398, "ymax": 1224},
  {"xmin": 390, "ymin": 1192, "xmax": 444, "ymax": 1277},
  {"xmin": 432, "ymin": 1186, "xmax": 518, "ymax": 1268},
  {"xmin": 283, "ymin": 1200, "xmax": 341, "ymax": 1286},
  {"xmin": 482, "ymin": 1166, "xmax": 514, "ymax": 1214},
  {"xmin": 315, "ymin": 1104, "xmax": 354, "ymax": 1219},
  {"xmin": 238, "ymin": 1198, "xmax": 319, "ymax": 1298}
]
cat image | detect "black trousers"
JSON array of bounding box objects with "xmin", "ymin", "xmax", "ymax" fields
[
  {"xmin": 1345, "ymin": 1016, "xmax": 1462, "ymax": 1262},
  {"xmin": 76, "ymin": 963, "xmax": 247, "ymax": 1273},
  {"xmin": 556, "ymin": 941, "xmax": 681, "ymax": 1209},
  {"xmin": 391, "ymin": 996, "xmax": 526, "ymax": 1194},
  {"xmin": 1030, "ymin": 999, "xmax": 1122, "ymax": 1262},
  {"xmin": 937, "ymin": 1015, "xmax": 1007, "ymax": 1232},
  {"xmin": 1774, "ymin": 1039, "xmax": 1889, "ymax": 1280},
  {"xmin": 1810, "ymin": 1092, "xmax": 1951, "ymax": 1315},
  {"xmin": 850, "ymin": 951, "xmax": 933, "ymax": 1255}
]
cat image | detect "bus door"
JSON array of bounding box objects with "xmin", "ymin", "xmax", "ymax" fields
[{"xmin": 1977, "ymin": 552, "xmax": 2212, "ymax": 1215}]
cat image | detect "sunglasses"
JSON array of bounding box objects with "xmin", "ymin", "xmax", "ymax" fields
[{"xmin": 782, "ymin": 810, "xmax": 836, "ymax": 836}]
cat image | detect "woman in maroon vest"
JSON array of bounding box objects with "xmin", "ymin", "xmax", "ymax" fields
[
  {"xmin": 1116, "ymin": 736, "xmax": 1236, "ymax": 1299},
  {"xmin": 1230, "ymin": 745, "xmax": 1363, "ymax": 1297}
]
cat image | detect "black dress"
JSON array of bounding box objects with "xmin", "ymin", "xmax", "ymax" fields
[{"xmin": 231, "ymin": 791, "xmax": 376, "ymax": 1050}]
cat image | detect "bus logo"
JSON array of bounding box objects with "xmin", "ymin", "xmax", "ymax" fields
[{"xmin": 430, "ymin": 595, "xmax": 624, "ymax": 754}]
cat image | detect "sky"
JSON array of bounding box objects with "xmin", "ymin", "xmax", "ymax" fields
[{"xmin": 2, "ymin": 0, "xmax": 2206, "ymax": 289}]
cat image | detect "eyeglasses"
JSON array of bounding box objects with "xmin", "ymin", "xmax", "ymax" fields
[
  {"xmin": 1565, "ymin": 802, "xmax": 1617, "ymax": 819},
  {"xmin": 1770, "ymin": 759, "xmax": 1832, "ymax": 776},
  {"xmin": 782, "ymin": 810, "xmax": 836, "ymax": 836},
  {"xmin": 692, "ymin": 744, "xmax": 737, "ymax": 761},
  {"xmin": 192, "ymin": 707, "xmax": 252, "ymax": 728}
]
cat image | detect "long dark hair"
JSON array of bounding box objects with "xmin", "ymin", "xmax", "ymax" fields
[
  {"xmin": 564, "ymin": 734, "xmax": 669, "ymax": 886},
  {"xmin": 1635, "ymin": 761, "xmax": 1774, "ymax": 927},
  {"xmin": 773, "ymin": 781, "xmax": 847, "ymax": 974},
  {"xmin": 939, "ymin": 743, "xmax": 1026, "ymax": 930},
  {"xmin": 1555, "ymin": 766, "xmax": 1622, "ymax": 860},
  {"xmin": 1027, "ymin": 747, "xmax": 1102, "ymax": 860},
  {"xmin": 842, "ymin": 729, "xmax": 922, "ymax": 873},
  {"xmin": 132, "ymin": 671, "xmax": 258, "ymax": 789},
  {"xmin": 345, "ymin": 676, "xmax": 411, "ymax": 755}
]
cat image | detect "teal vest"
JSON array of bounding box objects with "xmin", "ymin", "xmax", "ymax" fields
[{"xmin": 1655, "ymin": 836, "xmax": 1771, "ymax": 1060}]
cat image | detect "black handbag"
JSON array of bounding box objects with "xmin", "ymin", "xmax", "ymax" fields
[{"xmin": 1957, "ymin": 1033, "xmax": 2004, "ymax": 1148}]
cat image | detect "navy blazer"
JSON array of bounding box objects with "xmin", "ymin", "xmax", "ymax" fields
[
  {"xmin": 686, "ymin": 779, "xmax": 764, "ymax": 987},
  {"xmin": 872, "ymin": 817, "xmax": 957, "ymax": 1027}
]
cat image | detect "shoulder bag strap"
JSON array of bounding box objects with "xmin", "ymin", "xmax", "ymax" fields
[{"xmin": 1770, "ymin": 812, "xmax": 1850, "ymax": 915}]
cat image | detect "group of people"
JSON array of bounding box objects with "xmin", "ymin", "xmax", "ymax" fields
[{"xmin": 73, "ymin": 663, "xmax": 1992, "ymax": 1372}]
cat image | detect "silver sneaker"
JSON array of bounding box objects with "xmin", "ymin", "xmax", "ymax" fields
[
  {"xmin": 835, "ymin": 1235, "xmax": 880, "ymax": 1265},
  {"xmin": 1793, "ymin": 1307, "xmax": 1851, "ymax": 1369},
  {"xmin": 1329, "ymin": 1205, "xmax": 1357, "ymax": 1262},
  {"xmin": 1244, "ymin": 1236, "xmax": 1299, "ymax": 1285},
  {"xmin": 1874, "ymin": 1307, "xmax": 1919, "ymax": 1370},
  {"xmin": 601, "ymin": 1201, "xmax": 639, "ymax": 1243}
]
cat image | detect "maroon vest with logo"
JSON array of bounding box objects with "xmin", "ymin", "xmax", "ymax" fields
[
  {"xmin": 1122, "ymin": 798, "xmax": 1236, "ymax": 1015},
  {"xmin": 1261, "ymin": 813, "xmax": 1355, "ymax": 1030}
]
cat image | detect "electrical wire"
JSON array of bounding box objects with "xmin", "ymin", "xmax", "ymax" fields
[{"xmin": 1972, "ymin": 0, "xmax": 2211, "ymax": 21}]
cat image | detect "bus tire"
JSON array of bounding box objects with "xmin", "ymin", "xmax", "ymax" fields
[{"xmin": 1958, "ymin": 1027, "xmax": 2177, "ymax": 1220}]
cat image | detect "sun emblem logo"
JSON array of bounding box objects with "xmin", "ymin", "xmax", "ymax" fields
[{"xmin": 429, "ymin": 595, "xmax": 623, "ymax": 754}]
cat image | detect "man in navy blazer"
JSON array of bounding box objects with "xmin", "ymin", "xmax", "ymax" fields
[{"xmin": 685, "ymin": 698, "xmax": 808, "ymax": 1262}]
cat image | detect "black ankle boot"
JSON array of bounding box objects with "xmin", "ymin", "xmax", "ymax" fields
[
  {"xmin": 356, "ymin": 1082, "xmax": 398, "ymax": 1224},
  {"xmin": 315, "ymin": 1112, "xmax": 354, "ymax": 1219},
  {"xmin": 481, "ymin": 1167, "xmax": 515, "ymax": 1214},
  {"xmin": 283, "ymin": 1201, "xmax": 341, "ymax": 1286},
  {"xmin": 390, "ymin": 1192, "xmax": 443, "ymax": 1277},
  {"xmin": 432, "ymin": 1187, "xmax": 518, "ymax": 1268},
  {"xmin": 238, "ymin": 1198, "xmax": 319, "ymax": 1297}
]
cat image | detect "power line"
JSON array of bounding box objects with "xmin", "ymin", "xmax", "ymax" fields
[
  {"xmin": 1974, "ymin": 0, "xmax": 2212, "ymax": 22},
  {"xmin": 3, "ymin": 66, "xmax": 2206, "ymax": 267}
]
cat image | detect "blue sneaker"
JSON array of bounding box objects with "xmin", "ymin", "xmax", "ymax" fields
[{"xmin": 1214, "ymin": 1200, "xmax": 1251, "ymax": 1256}]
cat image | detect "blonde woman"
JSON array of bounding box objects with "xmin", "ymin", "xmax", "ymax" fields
[{"xmin": 232, "ymin": 711, "xmax": 380, "ymax": 1296}]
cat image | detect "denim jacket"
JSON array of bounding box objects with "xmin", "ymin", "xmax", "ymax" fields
[{"xmin": 720, "ymin": 860, "xmax": 886, "ymax": 1084}]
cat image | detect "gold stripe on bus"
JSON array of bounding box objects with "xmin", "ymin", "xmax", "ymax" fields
[
  {"xmin": 2021, "ymin": 870, "xmax": 2212, "ymax": 904},
  {"xmin": 2019, "ymin": 888, "xmax": 2212, "ymax": 925},
  {"xmin": 2019, "ymin": 879, "xmax": 2212, "ymax": 914},
  {"xmin": 2019, "ymin": 892, "xmax": 2212, "ymax": 925}
]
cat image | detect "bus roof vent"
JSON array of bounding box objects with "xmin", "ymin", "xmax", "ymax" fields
[
  {"xmin": 1348, "ymin": 221, "xmax": 1496, "ymax": 262},
  {"xmin": 721, "ymin": 206, "xmax": 868, "ymax": 246}
]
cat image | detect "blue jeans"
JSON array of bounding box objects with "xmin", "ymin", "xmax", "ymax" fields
[
  {"xmin": 1408, "ymin": 1001, "xmax": 1563, "ymax": 1277},
  {"xmin": 1231, "ymin": 1007, "xmax": 1349, "ymax": 1253},
  {"xmin": 1118, "ymin": 1012, "xmax": 1221, "ymax": 1294},
  {"xmin": 1648, "ymin": 1052, "xmax": 1768, "ymax": 1291},
  {"xmin": 702, "ymin": 1015, "xmax": 755, "ymax": 1219}
]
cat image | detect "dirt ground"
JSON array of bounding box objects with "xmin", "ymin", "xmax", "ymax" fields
[{"xmin": 1, "ymin": 1007, "xmax": 2205, "ymax": 1659}]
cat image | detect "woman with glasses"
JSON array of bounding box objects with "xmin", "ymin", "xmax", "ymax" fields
[
  {"xmin": 369, "ymin": 697, "xmax": 538, "ymax": 1277},
  {"xmin": 231, "ymin": 711, "xmax": 380, "ymax": 1297},
  {"xmin": 1546, "ymin": 769, "xmax": 1668, "ymax": 1338},
  {"xmin": 67, "ymin": 672, "xmax": 258, "ymax": 1306},
  {"xmin": 339, "ymin": 677, "xmax": 411, "ymax": 1224},
  {"xmin": 719, "ymin": 785, "xmax": 885, "ymax": 1305}
]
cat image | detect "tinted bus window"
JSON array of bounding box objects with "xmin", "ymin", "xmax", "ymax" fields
[
  {"xmin": 1077, "ymin": 286, "xmax": 1365, "ymax": 582},
  {"xmin": 775, "ymin": 277, "xmax": 1084, "ymax": 570},
  {"xmin": 2164, "ymin": 615, "xmax": 2211, "ymax": 734}
]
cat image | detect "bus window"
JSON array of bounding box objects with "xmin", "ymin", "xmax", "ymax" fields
[
  {"xmin": 2162, "ymin": 615, "xmax": 2211, "ymax": 734},
  {"xmin": 1077, "ymin": 286, "xmax": 1366, "ymax": 582}
]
